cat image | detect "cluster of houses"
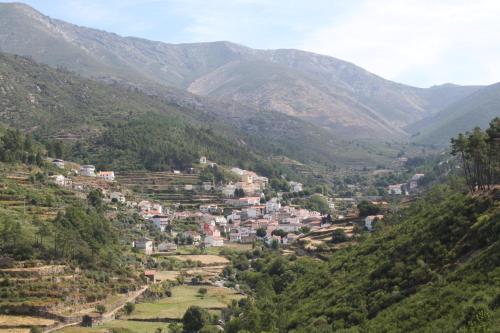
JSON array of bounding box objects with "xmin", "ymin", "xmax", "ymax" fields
[
  {"xmin": 387, "ymin": 173, "xmax": 425, "ymax": 195},
  {"xmin": 222, "ymin": 168, "xmax": 269, "ymax": 197}
]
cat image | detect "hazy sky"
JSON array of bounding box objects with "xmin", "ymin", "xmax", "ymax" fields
[{"xmin": 5, "ymin": 0, "xmax": 500, "ymax": 87}]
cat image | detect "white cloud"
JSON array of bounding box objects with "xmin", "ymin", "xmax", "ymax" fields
[{"xmin": 300, "ymin": 0, "xmax": 500, "ymax": 87}]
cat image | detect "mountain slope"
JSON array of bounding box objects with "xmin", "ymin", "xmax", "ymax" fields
[
  {"xmin": 409, "ymin": 82, "xmax": 500, "ymax": 145},
  {"xmin": 0, "ymin": 2, "xmax": 480, "ymax": 139},
  {"xmin": 225, "ymin": 185, "xmax": 500, "ymax": 332},
  {"xmin": 0, "ymin": 52, "xmax": 405, "ymax": 172}
]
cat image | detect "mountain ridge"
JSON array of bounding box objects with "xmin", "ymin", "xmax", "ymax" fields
[{"xmin": 0, "ymin": 2, "xmax": 481, "ymax": 140}]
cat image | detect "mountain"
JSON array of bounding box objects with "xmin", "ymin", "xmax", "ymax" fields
[
  {"xmin": 0, "ymin": 2, "xmax": 480, "ymax": 140},
  {"xmin": 408, "ymin": 83, "xmax": 500, "ymax": 145},
  {"xmin": 0, "ymin": 52, "xmax": 405, "ymax": 175}
]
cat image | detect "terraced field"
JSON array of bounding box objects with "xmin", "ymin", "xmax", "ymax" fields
[
  {"xmin": 116, "ymin": 171, "xmax": 223, "ymax": 208},
  {"xmin": 126, "ymin": 285, "xmax": 243, "ymax": 320}
]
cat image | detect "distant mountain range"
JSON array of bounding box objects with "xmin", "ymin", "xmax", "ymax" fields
[{"xmin": 0, "ymin": 2, "xmax": 497, "ymax": 146}]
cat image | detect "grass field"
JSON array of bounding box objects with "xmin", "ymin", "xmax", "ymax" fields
[
  {"xmin": 127, "ymin": 285, "xmax": 243, "ymax": 320},
  {"xmin": 57, "ymin": 320, "xmax": 171, "ymax": 333}
]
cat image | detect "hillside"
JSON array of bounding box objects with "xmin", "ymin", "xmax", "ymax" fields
[
  {"xmin": 223, "ymin": 185, "xmax": 500, "ymax": 332},
  {"xmin": 0, "ymin": 52, "xmax": 415, "ymax": 172},
  {"xmin": 0, "ymin": 2, "xmax": 480, "ymax": 139},
  {"xmin": 409, "ymin": 83, "xmax": 500, "ymax": 145}
]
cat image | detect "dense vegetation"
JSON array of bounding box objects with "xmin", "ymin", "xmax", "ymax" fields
[
  {"xmin": 451, "ymin": 118, "xmax": 499, "ymax": 191},
  {"xmin": 223, "ymin": 182, "xmax": 500, "ymax": 332}
]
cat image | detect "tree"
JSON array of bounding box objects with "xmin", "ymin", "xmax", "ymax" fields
[
  {"xmin": 451, "ymin": 118, "xmax": 500, "ymax": 192},
  {"xmin": 256, "ymin": 228, "xmax": 267, "ymax": 238},
  {"xmin": 30, "ymin": 327, "xmax": 42, "ymax": 333},
  {"xmin": 95, "ymin": 304, "xmax": 106, "ymax": 314},
  {"xmin": 357, "ymin": 200, "xmax": 380, "ymax": 217},
  {"xmin": 182, "ymin": 306, "xmax": 210, "ymax": 332},
  {"xmin": 331, "ymin": 229, "xmax": 348, "ymax": 244},
  {"xmin": 271, "ymin": 229, "xmax": 287, "ymax": 238},
  {"xmin": 124, "ymin": 302, "xmax": 135, "ymax": 315},
  {"xmin": 305, "ymin": 194, "xmax": 330, "ymax": 214},
  {"xmin": 198, "ymin": 287, "xmax": 208, "ymax": 298},
  {"xmin": 87, "ymin": 189, "xmax": 103, "ymax": 208}
]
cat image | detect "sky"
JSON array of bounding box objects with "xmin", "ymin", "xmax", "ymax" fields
[{"xmin": 3, "ymin": 0, "xmax": 500, "ymax": 87}]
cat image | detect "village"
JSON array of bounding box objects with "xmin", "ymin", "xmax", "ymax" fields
[{"xmin": 48, "ymin": 156, "xmax": 426, "ymax": 254}]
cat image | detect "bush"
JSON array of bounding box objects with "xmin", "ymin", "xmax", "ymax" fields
[
  {"xmin": 182, "ymin": 306, "xmax": 210, "ymax": 332},
  {"xmin": 124, "ymin": 302, "xmax": 135, "ymax": 315}
]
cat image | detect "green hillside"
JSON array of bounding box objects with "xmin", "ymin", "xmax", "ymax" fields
[
  {"xmin": 410, "ymin": 83, "xmax": 500, "ymax": 146},
  {"xmin": 224, "ymin": 184, "xmax": 500, "ymax": 332}
]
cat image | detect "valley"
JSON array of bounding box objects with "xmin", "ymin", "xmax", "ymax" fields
[{"xmin": 0, "ymin": 2, "xmax": 498, "ymax": 333}]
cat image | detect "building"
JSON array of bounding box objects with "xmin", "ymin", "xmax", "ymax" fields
[
  {"xmin": 200, "ymin": 204, "xmax": 218, "ymax": 214},
  {"xmin": 158, "ymin": 242, "xmax": 177, "ymax": 252},
  {"xmin": 204, "ymin": 235, "xmax": 224, "ymax": 247},
  {"xmin": 151, "ymin": 215, "xmax": 170, "ymax": 232},
  {"xmin": 52, "ymin": 159, "xmax": 65, "ymax": 169},
  {"xmin": 229, "ymin": 229, "xmax": 242, "ymax": 242},
  {"xmin": 183, "ymin": 231, "xmax": 201, "ymax": 245},
  {"xmin": 266, "ymin": 199, "xmax": 281, "ymax": 213},
  {"xmin": 96, "ymin": 171, "xmax": 115, "ymax": 181},
  {"xmin": 144, "ymin": 270, "xmax": 156, "ymax": 283},
  {"xmin": 202, "ymin": 182, "xmax": 212, "ymax": 191},
  {"xmin": 133, "ymin": 237, "xmax": 153, "ymax": 254},
  {"xmin": 50, "ymin": 174, "xmax": 70, "ymax": 187},
  {"xmin": 110, "ymin": 192, "xmax": 125, "ymax": 203},
  {"xmin": 365, "ymin": 215, "xmax": 384, "ymax": 231},
  {"xmin": 237, "ymin": 197, "xmax": 261, "ymax": 207},
  {"xmin": 388, "ymin": 184, "xmax": 403, "ymax": 195},
  {"xmin": 200, "ymin": 156, "xmax": 207, "ymax": 164},
  {"xmin": 80, "ymin": 165, "xmax": 96, "ymax": 177},
  {"xmin": 411, "ymin": 173, "xmax": 425, "ymax": 181},
  {"xmin": 222, "ymin": 184, "xmax": 237, "ymax": 197},
  {"xmin": 289, "ymin": 181, "xmax": 303, "ymax": 193}
]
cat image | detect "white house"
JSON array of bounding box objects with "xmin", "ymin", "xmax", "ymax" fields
[
  {"xmin": 222, "ymin": 184, "xmax": 237, "ymax": 197},
  {"xmin": 289, "ymin": 181, "xmax": 303, "ymax": 193},
  {"xmin": 50, "ymin": 174, "xmax": 70, "ymax": 187},
  {"xmin": 138, "ymin": 200, "xmax": 152, "ymax": 212},
  {"xmin": 388, "ymin": 184, "xmax": 403, "ymax": 195},
  {"xmin": 266, "ymin": 198, "xmax": 281, "ymax": 213},
  {"xmin": 185, "ymin": 184, "xmax": 193, "ymax": 191},
  {"xmin": 411, "ymin": 173, "xmax": 425, "ymax": 181},
  {"xmin": 237, "ymin": 197, "xmax": 261, "ymax": 206},
  {"xmin": 365, "ymin": 215, "xmax": 384, "ymax": 231},
  {"xmin": 52, "ymin": 159, "xmax": 65, "ymax": 169},
  {"xmin": 133, "ymin": 237, "xmax": 153, "ymax": 254},
  {"xmin": 80, "ymin": 165, "xmax": 96, "ymax": 177},
  {"xmin": 200, "ymin": 204, "xmax": 218, "ymax": 214},
  {"xmin": 200, "ymin": 156, "xmax": 207, "ymax": 164},
  {"xmin": 96, "ymin": 171, "xmax": 115, "ymax": 181},
  {"xmin": 204, "ymin": 235, "xmax": 224, "ymax": 247}
]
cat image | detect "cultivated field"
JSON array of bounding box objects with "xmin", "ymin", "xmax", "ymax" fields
[
  {"xmin": 127, "ymin": 285, "xmax": 243, "ymax": 320},
  {"xmin": 0, "ymin": 315, "xmax": 56, "ymax": 327},
  {"xmin": 170, "ymin": 255, "xmax": 229, "ymax": 265}
]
